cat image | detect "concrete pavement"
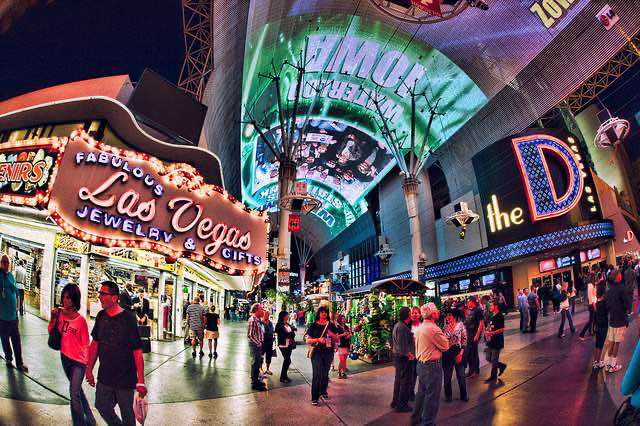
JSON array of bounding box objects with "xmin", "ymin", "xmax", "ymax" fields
[{"xmin": 0, "ymin": 303, "xmax": 629, "ymax": 425}]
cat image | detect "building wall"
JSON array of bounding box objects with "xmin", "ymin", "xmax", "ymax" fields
[
  {"xmin": 435, "ymin": 192, "xmax": 486, "ymax": 261},
  {"xmin": 378, "ymin": 169, "xmax": 437, "ymax": 275}
]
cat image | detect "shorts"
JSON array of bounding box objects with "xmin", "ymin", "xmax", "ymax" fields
[
  {"xmin": 607, "ymin": 325, "xmax": 626, "ymax": 343},
  {"xmin": 205, "ymin": 330, "xmax": 219, "ymax": 340},
  {"xmin": 189, "ymin": 329, "xmax": 204, "ymax": 342},
  {"xmin": 595, "ymin": 326, "xmax": 608, "ymax": 349},
  {"xmin": 337, "ymin": 347, "xmax": 349, "ymax": 356}
]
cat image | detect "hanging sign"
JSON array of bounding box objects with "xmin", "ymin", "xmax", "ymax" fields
[
  {"xmin": 47, "ymin": 131, "xmax": 269, "ymax": 276},
  {"xmin": 411, "ymin": 0, "xmax": 442, "ymax": 17},
  {"xmin": 288, "ymin": 213, "xmax": 301, "ymax": 232},
  {"xmin": 0, "ymin": 137, "xmax": 65, "ymax": 207}
]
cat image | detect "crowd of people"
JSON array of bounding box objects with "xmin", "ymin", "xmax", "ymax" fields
[{"xmin": 390, "ymin": 295, "xmax": 507, "ymax": 426}]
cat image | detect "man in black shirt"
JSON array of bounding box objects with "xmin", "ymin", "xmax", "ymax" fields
[
  {"xmin": 133, "ymin": 289, "xmax": 151, "ymax": 325},
  {"xmin": 603, "ymin": 269, "xmax": 630, "ymax": 373},
  {"xmin": 86, "ymin": 281, "xmax": 146, "ymax": 426},
  {"xmin": 485, "ymin": 301, "xmax": 506, "ymax": 384},
  {"xmin": 391, "ymin": 307, "xmax": 415, "ymax": 412},
  {"xmin": 464, "ymin": 296, "xmax": 484, "ymax": 378}
]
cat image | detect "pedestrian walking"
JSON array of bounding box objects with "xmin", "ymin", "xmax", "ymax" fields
[
  {"xmin": 391, "ymin": 306, "xmax": 415, "ymax": 413},
  {"xmin": 464, "ymin": 296, "xmax": 484, "ymax": 378},
  {"xmin": 205, "ymin": 305, "xmax": 220, "ymax": 359},
  {"xmin": 623, "ymin": 258, "xmax": 636, "ymax": 313},
  {"xmin": 14, "ymin": 260, "xmax": 26, "ymax": 316},
  {"xmin": 442, "ymin": 309, "xmax": 468, "ymax": 402},
  {"xmin": 580, "ymin": 270, "xmax": 598, "ymax": 340},
  {"xmin": 517, "ymin": 289, "xmax": 526, "ymax": 332},
  {"xmin": 0, "ymin": 254, "xmax": 28, "ymax": 372},
  {"xmin": 411, "ymin": 303, "xmax": 449, "ymax": 426},
  {"xmin": 247, "ymin": 303, "xmax": 265, "ymax": 391},
  {"xmin": 186, "ymin": 297, "xmax": 205, "ymax": 358},
  {"xmin": 592, "ymin": 286, "xmax": 608, "ymax": 370},
  {"xmin": 336, "ymin": 314, "xmax": 351, "ymax": 379},
  {"xmin": 275, "ymin": 310, "xmax": 296, "ymax": 383},
  {"xmin": 261, "ymin": 310, "xmax": 275, "ymax": 376},
  {"xmin": 484, "ymin": 300, "xmax": 506, "ymax": 383},
  {"xmin": 305, "ymin": 306, "xmax": 337, "ymax": 406},
  {"xmin": 558, "ymin": 283, "xmax": 575, "ymax": 338},
  {"xmin": 552, "ymin": 283, "xmax": 561, "ymax": 313},
  {"xmin": 48, "ymin": 283, "xmax": 96, "ymax": 426},
  {"xmin": 528, "ymin": 287, "xmax": 540, "ymax": 333},
  {"xmin": 408, "ymin": 306, "xmax": 421, "ymax": 401},
  {"xmin": 521, "ymin": 288, "xmax": 530, "ymax": 332},
  {"xmin": 602, "ymin": 268, "xmax": 630, "ymax": 373},
  {"xmin": 86, "ymin": 281, "xmax": 146, "ymax": 426}
]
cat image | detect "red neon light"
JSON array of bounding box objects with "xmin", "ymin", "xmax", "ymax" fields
[{"xmin": 512, "ymin": 134, "xmax": 584, "ymax": 222}]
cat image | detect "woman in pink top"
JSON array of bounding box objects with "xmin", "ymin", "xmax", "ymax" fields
[{"xmin": 48, "ymin": 283, "xmax": 96, "ymax": 426}]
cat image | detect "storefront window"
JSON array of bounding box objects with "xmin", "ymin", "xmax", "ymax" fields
[
  {"xmin": 52, "ymin": 250, "xmax": 82, "ymax": 308},
  {"xmin": 1, "ymin": 237, "xmax": 44, "ymax": 315}
]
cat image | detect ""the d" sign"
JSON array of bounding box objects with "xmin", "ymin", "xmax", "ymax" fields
[{"xmin": 512, "ymin": 134, "xmax": 584, "ymax": 222}]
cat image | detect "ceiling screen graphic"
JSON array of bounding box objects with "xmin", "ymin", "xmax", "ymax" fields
[{"xmin": 241, "ymin": 13, "xmax": 487, "ymax": 237}]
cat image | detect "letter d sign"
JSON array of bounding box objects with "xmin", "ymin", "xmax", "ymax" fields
[{"xmin": 512, "ymin": 134, "xmax": 584, "ymax": 222}]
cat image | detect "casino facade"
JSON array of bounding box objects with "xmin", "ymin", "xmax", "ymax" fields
[{"xmin": 0, "ymin": 74, "xmax": 269, "ymax": 340}]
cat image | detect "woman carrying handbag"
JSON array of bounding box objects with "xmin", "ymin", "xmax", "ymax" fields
[
  {"xmin": 48, "ymin": 283, "xmax": 96, "ymax": 426},
  {"xmin": 275, "ymin": 311, "xmax": 297, "ymax": 383},
  {"xmin": 305, "ymin": 306, "xmax": 337, "ymax": 406}
]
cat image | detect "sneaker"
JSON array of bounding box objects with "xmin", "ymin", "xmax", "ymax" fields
[
  {"xmin": 311, "ymin": 400, "xmax": 319, "ymax": 406},
  {"xmin": 208, "ymin": 352, "xmax": 213, "ymax": 358},
  {"xmin": 4, "ymin": 359, "xmax": 12, "ymax": 367},
  {"xmin": 394, "ymin": 405, "xmax": 413, "ymax": 413},
  {"xmin": 579, "ymin": 336, "xmax": 586, "ymax": 342},
  {"xmin": 558, "ymin": 334, "xmax": 565, "ymax": 338},
  {"xmin": 321, "ymin": 393, "xmax": 329, "ymax": 399},
  {"xmin": 608, "ymin": 364, "xmax": 623, "ymax": 373},
  {"xmin": 280, "ymin": 378, "xmax": 292, "ymax": 383},
  {"xmin": 16, "ymin": 364, "xmax": 28, "ymax": 373},
  {"xmin": 192, "ymin": 351, "xmax": 196, "ymax": 358},
  {"xmin": 199, "ymin": 351, "xmax": 205, "ymax": 358},
  {"xmin": 251, "ymin": 383, "xmax": 266, "ymax": 391},
  {"xmin": 598, "ymin": 361, "xmax": 606, "ymax": 369},
  {"xmin": 214, "ymin": 351, "xmax": 218, "ymax": 359},
  {"xmin": 484, "ymin": 377, "xmax": 497, "ymax": 383},
  {"xmin": 266, "ymin": 370, "xmax": 273, "ymax": 375}
]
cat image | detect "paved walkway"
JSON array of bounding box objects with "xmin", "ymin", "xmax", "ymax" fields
[{"xmin": 0, "ymin": 303, "xmax": 631, "ymax": 425}]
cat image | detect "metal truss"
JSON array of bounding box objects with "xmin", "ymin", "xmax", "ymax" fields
[
  {"xmin": 539, "ymin": 30, "xmax": 640, "ymax": 126},
  {"xmin": 178, "ymin": 0, "xmax": 213, "ymax": 101}
]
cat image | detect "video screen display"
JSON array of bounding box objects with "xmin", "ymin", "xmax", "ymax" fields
[
  {"xmin": 539, "ymin": 258, "xmax": 557, "ymax": 273},
  {"xmin": 587, "ymin": 248, "xmax": 601, "ymax": 260},
  {"xmin": 482, "ymin": 274, "xmax": 496, "ymax": 286},
  {"xmin": 439, "ymin": 283, "xmax": 449, "ymax": 294},
  {"xmin": 459, "ymin": 279, "xmax": 470, "ymax": 290}
]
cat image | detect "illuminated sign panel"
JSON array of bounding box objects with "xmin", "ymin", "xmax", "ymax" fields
[
  {"xmin": 48, "ymin": 132, "xmax": 269, "ymax": 276},
  {"xmin": 241, "ymin": 14, "xmax": 487, "ymax": 237},
  {"xmin": 0, "ymin": 138, "xmax": 63, "ymax": 206},
  {"xmin": 473, "ymin": 129, "xmax": 602, "ymax": 247}
]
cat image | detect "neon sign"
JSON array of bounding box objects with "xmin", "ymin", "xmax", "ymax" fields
[
  {"xmin": 512, "ymin": 134, "xmax": 583, "ymax": 222},
  {"xmin": 486, "ymin": 195, "xmax": 524, "ymax": 233},
  {"xmin": 0, "ymin": 138, "xmax": 64, "ymax": 207},
  {"xmin": 48, "ymin": 131, "xmax": 269, "ymax": 276}
]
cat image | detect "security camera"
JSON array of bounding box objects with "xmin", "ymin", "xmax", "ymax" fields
[{"xmin": 468, "ymin": 0, "xmax": 489, "ymax": 10}]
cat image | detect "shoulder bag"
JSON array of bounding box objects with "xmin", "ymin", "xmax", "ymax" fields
[
  {"xmin": 307, "ymin": 322, "xmax": 329, "ymax": 359},
  {"xmin": 48, "ymin": 311, "xmax": 62, "ymax": 351}
]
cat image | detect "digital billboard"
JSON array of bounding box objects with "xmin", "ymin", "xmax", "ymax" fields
[{"xmin": 241, "ymin": 13, "xmax": 487, "ymax": 237}]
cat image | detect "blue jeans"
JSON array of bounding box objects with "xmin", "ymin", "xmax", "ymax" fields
[
  {"xmin": 61, "ymin": 354, "xmax": 96, "ymax": 426},
  {"xmin": 411, "ymin": 360, "xmax": 443, "ymax": 426},
  {"xmin": 558, "ymin": 309, "xmax": 575, "ymax": 337}
]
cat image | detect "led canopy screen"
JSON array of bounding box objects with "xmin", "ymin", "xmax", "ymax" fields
[{"xmin": 241, "ymin": 14, "xmax": 487, "ymax": 238}]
